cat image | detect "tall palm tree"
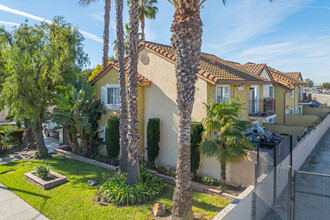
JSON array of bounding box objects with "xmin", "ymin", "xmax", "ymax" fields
[
  {"xmin": 138, "ymin": 0, "xmax": 158, "ymax": 41},
  {"xmin": 167, "ymin": 0, "xmax": 272, "ymax": 218},
  {"xmin": 200, "ymin": 99, "xmax": 253, "ymax": 184},
  {"xmin": 115, "ymin": 0, "xmax": 128, "ymax": 172},
  {"xmin": 79, "ymin": 0, "xmax": 111, "ymax": 68},
  {"xmin": 125, "ymin": 0, "xmax": 142, "ymax": 185},
  {"xmin": 112, "ymin": 23, "xmax": 142, "ymax": 58}
]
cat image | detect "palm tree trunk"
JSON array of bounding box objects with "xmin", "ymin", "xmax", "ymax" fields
[
  {"xmin": 102, "ymin": 0, "xmax": 111, "ymax": 68},
  {"xmin": 141, "ymin": 15, "xmax": 145, "ymax": 42},
  {"xmin": 116, "ymin": 0, "xmax": 128, "ymax": 173},
  {"xmin": 126, "ymin": 0, "xmax": 142, "ymax": 185},
  {"xmin": 35, "ymin": 119, "xmax": 48, "ymax": 158},
  {"xmin": 220, "ymin": 162, "xmax": 226, "ymax": 184},
  {"xmin": 171, "ymin": 8, "xmax": 203, "ymax": 220}
]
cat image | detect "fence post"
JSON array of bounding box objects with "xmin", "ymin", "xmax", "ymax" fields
[
  {"xmin": 293, "ymin": 170, "xmax": 296, "ymax": 220},
  {"xmin": 252, "ymin": 162, "xmax": 258, "ymax": 220},
  {"xmin": 273, "ymin": 146, "xmax": 277, "ymax": 205},
  {"xmin": 287, "ymin": 166, "xmax": 292, "ymax": 220},
  {"xmin": 290, "ymin": 135, "xmax": 293, "ymax": 167}
]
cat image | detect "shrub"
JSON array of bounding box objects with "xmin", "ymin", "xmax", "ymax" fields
[
  {"xmin": 0, "ymin": 125, "xmax": 23, "ymax": 149},
  {"xmin": 105, "ymin": 117, "xmax": 120, "ymax": 159},
  {"xmin": 35, "ymin": 164, "xmax": 50, "ymax": 180},
  {"xmin": 100, "ymin": 166, "xmax": 164, "ymax": 205},
  {"xmin": 147, "ymin": 118, "xmax": 160, "ymax": 165},
  {"xmin": 202, "ymin": 176, "xmax": 215, "ymax": 186},
  {"xmin": 191, "ymin": 122, "xmax": 203, "ymax": 176}
]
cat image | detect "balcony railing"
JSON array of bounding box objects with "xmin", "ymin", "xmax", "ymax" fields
[
  {"xmin": 299, "ymin": 93, "xmax": 312, "ymax": 103},
  {"xmin": 249, "ymin": 98, "xmax": 276, "ymax": 117}
]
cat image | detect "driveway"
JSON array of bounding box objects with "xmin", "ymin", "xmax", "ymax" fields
[{"xmin": 44, "ymin": 135, "xmax": 61, "ymax": 153}]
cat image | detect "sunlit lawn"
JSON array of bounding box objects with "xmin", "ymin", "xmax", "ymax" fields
[{"xmin": 0, "ymin": 155, "xmax": 231, "ymax": 219}]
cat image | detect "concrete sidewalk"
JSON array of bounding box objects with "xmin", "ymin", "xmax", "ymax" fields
[{"xmin": 0, "ymin": 183, "xmax": 48, "ymax": 220}]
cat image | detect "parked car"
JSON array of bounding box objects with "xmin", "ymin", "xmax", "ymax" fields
[{"xmin": 43, "ymin": 121, "xmax": 59, "ymax": 137}]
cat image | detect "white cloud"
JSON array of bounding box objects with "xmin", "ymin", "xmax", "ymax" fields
[
  {"xmin": 0, "ymin": 4, "xmax": 102, "ymax": 43},
  {"xmin": 0, "ymin": 21, "xmax": 19, "ymax": 26}
]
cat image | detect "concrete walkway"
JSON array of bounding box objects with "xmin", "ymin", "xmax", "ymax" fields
[{"xmin": 0, "ymin": 184, "xmax": 48, "ymax": 220}]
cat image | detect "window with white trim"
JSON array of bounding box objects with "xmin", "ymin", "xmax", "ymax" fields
[
  {"xmin": 290, "ymin": 89, "xmax": 294, "ymax": 98},
  {"xmin": 216, "ymin": 85, "xmax": 230, "ymax": 103},
  {"xmin": 299, "ymin": 106, "xmax": 303, "ymax": 115},
  {"xmin": 269, "ymin": 85, "xmax": 274, "ymax": 98},
  {"xmin": 101, "ymin": 84, "xmax": 120, "ymax": 110}
]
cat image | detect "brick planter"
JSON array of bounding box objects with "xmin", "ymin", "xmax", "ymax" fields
[{"xmin": 25, "ymin": 170, "xmax": 67, "ymax": 190}]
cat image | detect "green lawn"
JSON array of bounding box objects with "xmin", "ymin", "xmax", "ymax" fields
[{"xmin": 0, "ymin": 156, "xmax": 231, "ymax": 219}]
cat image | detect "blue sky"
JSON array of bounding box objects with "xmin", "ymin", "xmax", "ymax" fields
[{"xmin": 0, "ymin": 0, "xmax": 329, "ymax": 84}]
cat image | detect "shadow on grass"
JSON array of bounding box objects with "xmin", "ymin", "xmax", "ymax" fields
[{"xmin": 0, "ymin": 185, "xmax": 51, "ymax": 199}]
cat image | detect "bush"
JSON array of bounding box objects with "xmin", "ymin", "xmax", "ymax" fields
[
  {"xmin": 0, "ymin": 125, "xmax": 24, "ymax": 150},
  {"xmin": 191, "ymin": 122, "xmax": 203, "ymax": 176},
  {"xmin": 147, "ymin": 118, "xmax": 160, "ymax": 165},
  {"xmin": 35, "ymin": 164, "xmax": 50, "ymax": 180},
  {"xmin": 105, "ymin": 117, "xmax": 120, "ymax": 159},
  {"xmin": 202, "ymin": 176, "xmax": 215, "ymax": 186},
  {"xmin": 100, "ymin": 166, "xmax": 164, "ymax": 205}
]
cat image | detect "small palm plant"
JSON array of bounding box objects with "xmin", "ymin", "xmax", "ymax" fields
[{"xmin": 200, "ymin": 99, "xmax": 253, "ymax": 184}]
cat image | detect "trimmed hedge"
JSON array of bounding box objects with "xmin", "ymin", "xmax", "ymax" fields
[
  {"xmin": 147, "ymin": 118, "xmax": 160, "ymax": 165},
  {"xmin": 105, "ymin": 117, "xmax": 120, "ymax": 159},
  {"xmin": 191, "ymin": 122, "xmax": 203, "ymax": 176},
  {"xmin": 100, "ymin": 166, "xmax": 164, "ymax": 205}
]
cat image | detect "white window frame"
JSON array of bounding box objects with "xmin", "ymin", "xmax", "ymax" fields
[
  {"xmin": 299, "ymin": 106, "xmax": 303, "ymax": 115},
  {"xmin": 290, "ymin": 89, "xmax": 294, "ymax": 98},
  {"xmin": 215, "ymin": 85, "xmax": 230, "ymax": 103},
  {"xmin": 299, "ymin": 86, "xmax": 303, "ymax": 101},
  {"xmin": 269, "ymin": 85, "xmax": 274, "ymax": 98},
  {"xmin": 101, "ymin": 84, "xmax": 120, "ymax": 110},
  {"xmin": 250, "ymin": 85, "xmax": 260, "ymax": 114},
  {"xmin": 290, "ymin": 108, "xmax": 294, "ymax": 114}
]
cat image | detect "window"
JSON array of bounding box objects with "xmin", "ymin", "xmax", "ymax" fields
[
  {"xmin": 290, "ymin": 108, "xmax": 294, "ymax": 114},
  {"xmin": 299, "ymin": 106, "xmax": 303, "ymax": 115},
  {"xmin": 250, "ymin": 86, "xmax": 260, "ymax": 113},
  {"xmin": 299, "ymin": 86, "xmax": 303, "ymax": 101},
  {"xmin": 101, "ymin": 84, "xmax": 120, "ymax": 110},
  {"xmin": 290, "ymin": 89, "xmax": 294, "ymax": 98},
  {"xmin": 216, "ymin": 85, "xmax": 230, "ymax": 103},
  {"xmin": 264, "ymin": 118, "xmax": 274, "ymax": 124},
  {"xmin": 295, "ymin": 105, "xmax": 298, "ymax": 111},
  {"xmin": 269, "ymin": 86, "xmax": 274, "ymax": 98}
]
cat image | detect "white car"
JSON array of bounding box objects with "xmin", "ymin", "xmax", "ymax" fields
[{"xmin": 43, "ymin": 121, "xmax": 59, "ymax": 137}]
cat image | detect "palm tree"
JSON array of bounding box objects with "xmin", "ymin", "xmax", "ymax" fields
[
  {"xmin": 79, "ymin": 0, "xmax": 111, "ymax": 68},
  {"xmin": 167, "ymin": 0, "xmax": 272, "ymax": 218},
  {"xmin": 200, "ymin": 99, "xmax": 253, "ymax": 184},
  {"xmin": 115, "ymin": 0, "xmax": 128, "ymax": 172},
  {"xmin": 125, "ymin": 0, "xmax": 142, "ymax": 185},
  {"xmin": 112, "ymin": 23, "xmax": 142, "ymax": 58},
  {"xmin": 138, "ymin": 0, "xmax": 158, "ymax": 41}
]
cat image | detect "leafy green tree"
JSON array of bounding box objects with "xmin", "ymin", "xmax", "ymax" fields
[
  {"xmin": 0, "ymin": 18, "xmax": 88, "ymax": 157},
  {"xmin": 305, "ymin": 78, "xmax": 314, "ymax": 87},
  {"xmin": 51, "ymin": 80, "xmax": 105, "ymax": 156},
  {"xmin": 200, "ymin": 99, "xmax": 253, "ymax": 184},
  {"xmin": 322, "ymin": 82, "xmax": 330, "ymax": 89}
]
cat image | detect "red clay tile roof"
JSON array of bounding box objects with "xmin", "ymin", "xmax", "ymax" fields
[
  {"xmin": 239, "ymin": 62, "xmax": 307, "ymax": 89},
  {"xmin": 142, "ymin": 41, "xmax": 270, "ymax": 84},
  {"xmin": 283, "ymin": 72, "xmax": 303, "ymax": 81},
  {"xmin": 90, "ymin": 62, "xmax": 151, "ymax": 86}
]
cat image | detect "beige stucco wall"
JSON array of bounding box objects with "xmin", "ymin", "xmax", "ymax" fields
[
  {"xmin": 263, "ymin": 123, "xmax": 305, "ymax": 136},
  {"xmin": 93, "ymin": 67, "xmax": 145, "ymax": 157},
  {"xmin": 285, "ymin": 114, "xmax": 320, "ymax": 127},
  {"xmin": 197, "ymin": 150, "xmax": 257, "ymax": 187},
  {"xmin": 303, "ymin": 106, "xmax": 330, "ymax": 118}
]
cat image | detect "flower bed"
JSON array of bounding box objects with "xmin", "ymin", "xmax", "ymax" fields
[{"xmin": 25, "ymin": 170, "xmax": 67, "ymax": 190}]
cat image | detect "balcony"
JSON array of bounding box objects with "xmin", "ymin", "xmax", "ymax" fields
[
  {"xmin": 299, "ymin": 93, "xmax": 312, "ymax": 103},
  {"xmin": 249, "ymin": 98, "xmax": 276, "ymax": 120}
]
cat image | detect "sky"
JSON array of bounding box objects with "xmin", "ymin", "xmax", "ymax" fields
[{"xmin": 0, "ymin": 0, "xmax": 329, "ymax": 84}]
